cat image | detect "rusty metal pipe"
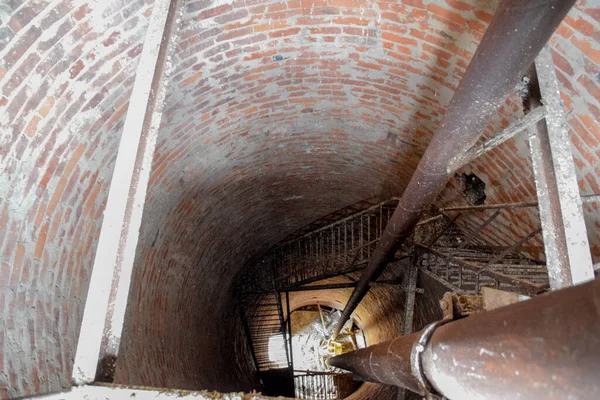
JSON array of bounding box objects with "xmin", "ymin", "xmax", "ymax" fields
[
  {"xmin": 328, "ymin": 331, "xmax": 425, "ymax": 394},
  {"xmin": 329, "ymin": 278, "xmax": 600, "ymax": 399},
  {"xmin": 332, "ymin": 0, "xmax": 577, "ymax": 338}
]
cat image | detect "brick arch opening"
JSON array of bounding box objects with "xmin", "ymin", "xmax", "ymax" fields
[{"xmin": 2, "ymin": 0, "xmax": 600, "ymax": 398}]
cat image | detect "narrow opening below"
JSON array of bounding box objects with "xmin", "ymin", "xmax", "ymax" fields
[{"xmin": 288, "ymin": 304, "xmax": 364, "ymax": 399}]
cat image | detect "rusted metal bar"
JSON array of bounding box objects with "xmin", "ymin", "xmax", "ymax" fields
[
  {"xmin": 283, "ymin": 282, "xmax": 358, "ymax": 292},
  {"xmin": 416, "ymin": 214, "xmax": 444, "ymax": 227},
  {"xmin": 528, "ymin": 46, "xmax": 594, "ymax": 289},
  {"xmin": 440, "ymin": 200, "xmax": 538, "ymax": 212},
  {"xmin": 333, "ymin": 0, "xmax": 575, "ymax": 338},
  {"xmin": 286, "ymin": 291, "xmax": 294, "ymax": 377},
  {"xmin": 426, "ymin": 213, "xmax": 462, "ymax": 248},
  {"xmin": 481, "ymin": 227, "xmax": 542, "ymax": 269},
  {"xmin": 444, "ymin": 210, "xmax": 501, "ymax": 260},
  {"xmin": 450, "ymin": 106, "xmax": 547, "ymax": 171},
  {"xmin": 421, "ymin": 245, "xmax": 545, "ymax": 296},
  {"xmin": 277, "ymin": 261, "xmax": 369, "ymax": 289},
  {"xmin": 276, "ymin": 292, "xmax": 290, "ymax": 367},
  {"xmin": 329, "ymin": 277, "xmax": 600, "ymax": 399},
  {"xmin": 280, "ymin": 281, "xmax": 424, "ymax": 293},
  {"xmin": 403, "ymin": 265, "xmax": 418, "ymax": 335},
  {"xmin": 438, "ymin": 194, "xmax": 600, "ymax": 212}
]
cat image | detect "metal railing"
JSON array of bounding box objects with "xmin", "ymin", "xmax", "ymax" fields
[
  {"xmin": 417, "ymin": 246, "xmax": 548, "ymax": 296},
  {"xmin": 238, "ymin": 291, "xmax": 291, "ymax": 372},
  {"xmin": 273, "ymin": 199, "xmax": 400, "ymax": 290},
  {"xmin": 294, "ymin": 371, "xmax": 352, "ymax": 400},
  {"xmin": 237, "ymin": 196, "xmax": 560, "ymax": 380},
  {"xmin": 263, "ymin": 198, "xmax": 551, "ymax": 297}
]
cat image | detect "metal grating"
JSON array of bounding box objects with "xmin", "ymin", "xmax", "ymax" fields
[
  {"xmin": 239, "ymin": 291, "xmax": 290, "ymax": 372},
  {"xmin": 294, "ymin": 371, "xmax": 352, "ymax": 400}
]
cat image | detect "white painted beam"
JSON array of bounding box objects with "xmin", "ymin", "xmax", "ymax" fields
[
  {"xmin": 72, "ymin": 0, "xmax": 180, "ymax": 384},
  {"xmin": 528, "ymin": 45, "xmax": 594, "ymax": 290}
]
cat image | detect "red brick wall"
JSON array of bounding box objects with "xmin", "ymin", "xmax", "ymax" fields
[
  {"xmin": 552, "ymin": 3, "xmax": 600, "ymax": 259},
  {"xmin": 438, "ymin": 0, "xmax": 600, "ymax": 262},
  {"xmin": 2, "ymin": 0, "xmax": 600, "ymax": 398},
  {"xmin": 116, "ymin": 0, "xmax": 600, "ymax": 394},
  {"xmin": 0, "ymin": 0, "xmax": 153, "ymax": 397}
]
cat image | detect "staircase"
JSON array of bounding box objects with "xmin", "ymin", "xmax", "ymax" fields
[
  {"xmin": 238, "ymin": 259, "xmax": 292, "ymax": 372},
  {"xmin": 236, "ymin": 197, "xmax": 552, "ymax": 397},
  {"xmin": 273, "ymin": 199, "xmax": 400, "ymax": 290},
  {"xmin": 239, "ymin": 291, "xmax": 290, "ymax": 371},
  {"xmin": 416, "ymin": 245, "xmax": 548, "ymax": 296},
  {"xmin": 263, "ymin": 197, "xmax": 549, "ymax": 296},
  {"xmin": 294, "ymin": 371, "xmax": 355, "ymax": 400}
]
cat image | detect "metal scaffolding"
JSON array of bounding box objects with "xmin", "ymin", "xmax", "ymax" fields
[
  {"xmin": 37, "ymin": 0, "xmax": 598, "ymax": 398},
  {"xmin": 332, "ymin": 0, "xmax": 582, "ymax": 338}
]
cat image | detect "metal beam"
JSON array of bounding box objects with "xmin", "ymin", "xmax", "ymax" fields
[
  {"xmin": 528, "ymin": 45, "xmax": 594, "ymax": 289},
  {"xmin": 438, "ymin": 193, "xmax": 600, "ymax": 212},
  {"xmin": 450, "ymin": 106, "xmax": 547, "ymax": 170},
  {"xmin": 285, "ymin": 292, "xmax": 294, "ymax": 375},
  {"xmin": 402, "ymin": 265, "xmax": 418, "ymax": 335},
  {"xmin": 72, "ymin": 0, "xmax": 180, "ymax": 384},
  {"xmin": 440, "ymin": 200, "xmax": 538, "ymax": 212},
  {"xmin": 280, "ymin": 281, "xmax": 424, "ymax": 293},
  {"xmin": 275, "ymin": 260, "xmax": 369, "ymax": 289},
  {"xmin": 276, "ymin": 292, "xmax": 291, "ymax": 368},
  {"xmin": 328, "ymin": 277, "xmax": 600, "ymax": 399},
  {"xmin": 420, "ymin": 245, "xmax": 545, "ymax": 296},
  {"xmin": 481, "ymin": 228, "xmax": 542, "ymax": 269},
  {"xmin": 332, "ymin": 0, "xmax": 576, "ymax": 338}
]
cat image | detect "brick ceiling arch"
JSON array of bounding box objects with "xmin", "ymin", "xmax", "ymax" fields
[{"xmin": 2, "ymin": 0, "xmax": 600, "ymax": 397}]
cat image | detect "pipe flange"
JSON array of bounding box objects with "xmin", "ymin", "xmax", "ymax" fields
[{"xmin": 411, "ymin": 319, "xmax": 451, "ymax": 399}]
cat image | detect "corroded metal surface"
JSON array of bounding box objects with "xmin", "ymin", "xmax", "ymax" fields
[
  {"xmin": 327, "ymin": 331, "xmax": 424, "ymax": 395},
  {"xmin": 438, "ymin": 194, "xmax": 600, "ymax": 211},
  {"xmin": 330, "ymin": 278, "xmax": 600, "ymax": 400},
  {"xmin": 450, "ymin": 106, "xmax": 547, "ymax": 171},
  {"xmin": 333, "ymin": 0, "xmax": 577, "ymax": 338},
  {"xmin": 424, "ymin": 278, "xmax": 600, "ymax": 399}
]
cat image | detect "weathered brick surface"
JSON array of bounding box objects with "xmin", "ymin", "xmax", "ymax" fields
[
  {"xmin": 0, "ymin": 0, "xmax": 153, "ymax": 398},
  {"xmin": 115, "ymin": 0, "xmax": 600, "ymax": 395},
  {"xmin": 2, "ymin": 0, "xmax": 600, "ymax": 398}
]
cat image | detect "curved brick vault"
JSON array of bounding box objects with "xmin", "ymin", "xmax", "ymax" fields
[{"xmin": 1, "ymin": 0, "xmax": 600, "ymax": 398}]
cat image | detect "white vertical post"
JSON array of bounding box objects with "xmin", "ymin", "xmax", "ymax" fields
[
  {"xmin": 72, "ymin": 0, "xmax": 179, "ymax": 384},
  {"xmin": 528, "ymin": 45, "xmax": 594, "ymax": 290}
]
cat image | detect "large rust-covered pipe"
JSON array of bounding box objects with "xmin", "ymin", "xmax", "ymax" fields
[
  {"xmin": 329, "ymin": 278, "xmax": 600, "ymax": 399},
  {"xmin": 332, "ymin": 0, "xmax": 577, "ymax": 338}
]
